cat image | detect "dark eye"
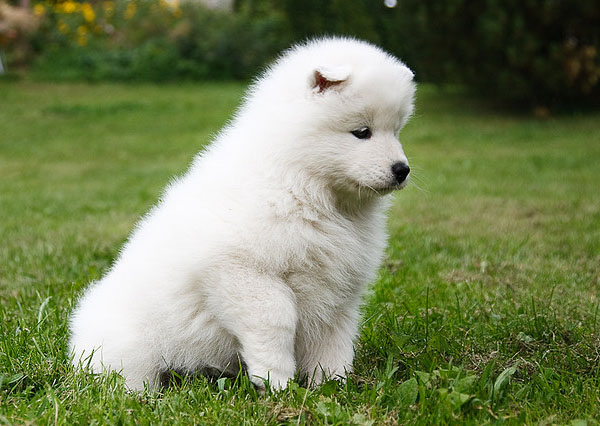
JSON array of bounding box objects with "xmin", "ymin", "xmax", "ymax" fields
[{"xmin": 351, "ymin": 127, "xmax": 372, "ymax": 139}]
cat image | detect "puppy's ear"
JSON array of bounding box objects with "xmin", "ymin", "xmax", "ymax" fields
[{"xmin": 310, "ymin": 66, "xmax": 351, "ymax": 93}]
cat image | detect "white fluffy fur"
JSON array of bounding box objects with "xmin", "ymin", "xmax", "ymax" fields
[{"xmin": 69, "ymin": 37, "xmax": 416, "ymax": 391}]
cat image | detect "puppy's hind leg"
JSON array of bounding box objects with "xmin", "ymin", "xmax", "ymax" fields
[
  {"xmin": 211, "ymin": 272, "xmax": 298, "ymax": 391},
  {"xmin": 96, "ymin": 340, "xmax": 163, "ymax": 391}
]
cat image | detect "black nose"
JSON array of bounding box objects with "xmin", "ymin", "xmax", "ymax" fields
[{"xmin": 391, "ymin": 162, "xmax": 410, "ymax": 184}]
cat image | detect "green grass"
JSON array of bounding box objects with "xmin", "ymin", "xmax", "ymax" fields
[{"xmin": 1, "ymin": 80, "xmax": 599, "ymax": 424}]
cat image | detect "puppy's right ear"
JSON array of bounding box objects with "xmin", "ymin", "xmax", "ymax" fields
[{"xmin": 310, "ymin": 66, "xmax": 351, "ymax": 93}]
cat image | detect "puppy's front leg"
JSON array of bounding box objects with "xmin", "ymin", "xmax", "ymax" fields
[
  {"xmin": 301, "ymin": 310, "xmax": 358, "ymax": 385},
  {"xmin": 213, "ymin": 272, "xmax": 297, "ymax": 390}
]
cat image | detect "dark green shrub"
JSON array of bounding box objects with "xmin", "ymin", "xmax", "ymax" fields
[
  {"xmin": 168, "ymin": 5, "xmax": 290, "ymax": 80},
  {"xmin": 394, "ymin": 0, "xmax": 600, "ymax": 107}
]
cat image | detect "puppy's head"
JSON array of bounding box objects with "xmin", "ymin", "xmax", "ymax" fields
[
  {"xmin": 305, "ymin": 56, "xmax": 415, "ymax": 196},
  {"xmin": 248, "ymin": 38, "xmax": 415, "ymax": 199}
]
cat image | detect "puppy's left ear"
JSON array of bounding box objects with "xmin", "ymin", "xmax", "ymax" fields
[{"xmin": 310, "ymin": 66, "xmax": 351, "ymax": 93}]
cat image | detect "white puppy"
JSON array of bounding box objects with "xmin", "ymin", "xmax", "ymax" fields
[{"xmin": 70, "ymin": 37, "xmax": 415, "ymax": 391}]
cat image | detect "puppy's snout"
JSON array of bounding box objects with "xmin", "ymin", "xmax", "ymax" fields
[{"xmin": 391, "ymin": 162, "xmax": 410, "ymax": 184}]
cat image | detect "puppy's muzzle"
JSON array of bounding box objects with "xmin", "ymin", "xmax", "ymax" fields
[{"xmin": 391, "ymin": 162, "xmax": 410, "ymax": 184}]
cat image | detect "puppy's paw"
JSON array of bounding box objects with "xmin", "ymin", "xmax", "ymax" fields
[{"xmin": 250, "ymin": 370, "xmax": 293, "ymax": 392}]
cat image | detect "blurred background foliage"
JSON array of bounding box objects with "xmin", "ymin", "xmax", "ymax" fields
[{"xmin": 0, "ymin": 0, "xmax": 599, "ymax": 108}]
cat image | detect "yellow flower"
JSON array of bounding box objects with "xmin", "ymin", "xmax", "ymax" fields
[
  {"xmin": 124, "ymin": 2, "xmax": 136, "ymax": 20},
  {"xmin": 57, "ymin": 20, "xmax": 69, "ymax": 34},
  {"xmin": 81, "ymin": 3, "xmax": 96, "ymax": 23},
  {"xmin": 77, "ymin": 26, "xmax": 88, "ymax": 46},
  {"xmin": 33, "ymin": 3, "xmax": 45, "ymax": 16},
  {"xmin": 103, "ymin": 1, "xmax": 115, "ymax": 18},
  {"xmin": 157, "ymin": 0, "xmax": 180, "ymax": 16},
  {"xmin": 61, "ymin": 1, "xmax": 77, "ymax": 14}
]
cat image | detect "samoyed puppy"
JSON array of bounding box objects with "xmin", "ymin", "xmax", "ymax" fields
[{"xmin": 70, "ymin": 37, "xmax": 415, "ymax": 391}]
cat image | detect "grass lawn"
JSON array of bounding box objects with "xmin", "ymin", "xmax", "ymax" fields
[{"xmin": 0, "ymin": 80, "xmax": 599, "ymax": 424}]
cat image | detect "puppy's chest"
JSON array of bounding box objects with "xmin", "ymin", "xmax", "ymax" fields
[{"xmin": 282, "ymin": 217, "xmax": 384, "ymax": 303}]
